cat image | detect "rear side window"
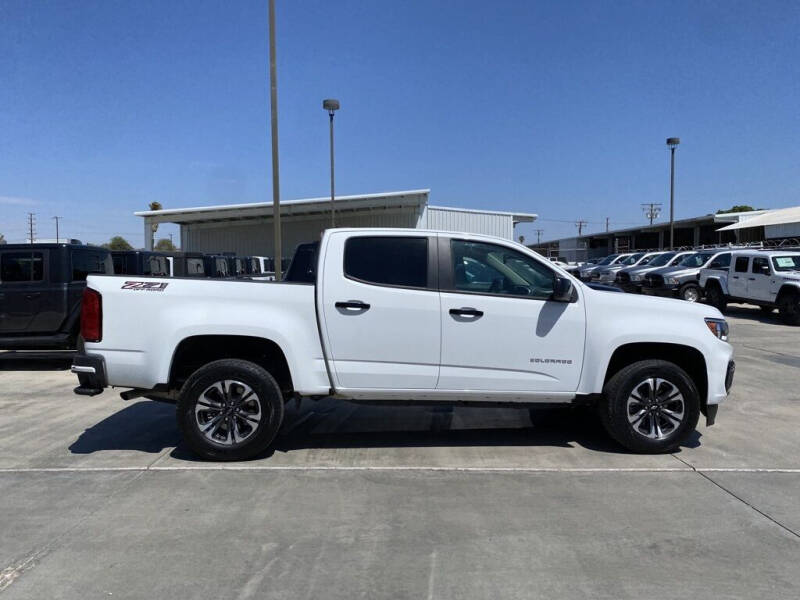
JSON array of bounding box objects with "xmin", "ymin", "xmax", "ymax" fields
[
  {"xmin": 186, "ymin": 258, "xmax": 205, "ymax": 275},
  {"xmin": 1, "ymin": 252, "xmax": 44, "ymax": 282},
  {"xmin": 712, "ymin": 253, "xmax": 731, "ymax": 268},
  {"xmin": 344, "ymin": 237, "xmax": 428, "ymax": 288},
  {"xmin": 734, "ymin": 257, "xmax": 750, "ymax": 272},
  {"xmin": 72, "ymin": 251, "xmax": 109, "ymax": 281}
]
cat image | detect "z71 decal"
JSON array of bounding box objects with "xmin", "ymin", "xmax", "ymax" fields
[{"xmin": 121, "ymin": 281, "xmax": 169, "ymax": 292}]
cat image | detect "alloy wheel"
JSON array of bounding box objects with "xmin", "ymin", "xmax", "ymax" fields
[
  {"xmin": 194, "ymin": 380, "xmax": 263, "ymax": 445},
  {"xmin": 626, "ymin": 377, "xmax": 685, "ymax": 440}
]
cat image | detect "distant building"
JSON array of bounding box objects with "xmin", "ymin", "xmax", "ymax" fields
[
  {"xmin": 135, "ymin": 190, "xmax": 537, "ymax": 256},
  {"xmin": 532, "ymin": 206, "xmax": 800, "ymax": 262}
]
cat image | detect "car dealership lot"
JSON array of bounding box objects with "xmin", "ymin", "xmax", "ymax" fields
[{"xmin": 1, "ymin": 305, "xmax": 799, "ymax": 598}]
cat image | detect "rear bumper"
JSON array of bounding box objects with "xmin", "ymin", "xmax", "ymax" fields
[
  {"xmin": 0, "ymin": 333, "xmax": 74, "ymax": 350},
  {"xmin": 71, "ymin": 353, "xmax": 107, "ymax": 396}
]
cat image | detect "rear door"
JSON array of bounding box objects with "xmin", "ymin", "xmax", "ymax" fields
[
  {"xmin": 437, "ymin": 236, "xmax": 586, "ymax": 393},
  {"xmin": 729, "ymin": 256, "xmax": 750, "ymax": 297},
  {"xmin": 0, "ymin": 250, "xmax": 46, "ymax": 333},
  {"xmin": 319, "ymin": 232, "xmax": 441, "ymax": 390}
]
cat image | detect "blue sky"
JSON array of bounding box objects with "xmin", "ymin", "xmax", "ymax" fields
[{"xmin": 1, "ymin": 0, "xmax": 798, "ymax": 246}]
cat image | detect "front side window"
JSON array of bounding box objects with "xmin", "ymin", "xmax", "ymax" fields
[
  {"xmin": 621, "ymin": 253, "xmax": 645, "ymax": 266},
  {"xmin": 752, "ymin": 257, "xmax": 769, "ymax": 274},
  {"xmin": 772, "ymin": 255, "xmax": 800, "ymax": 272},
  {"xmin": 1, "ymin": 252, "xmax": 44, "ymax": 282},
  {"xmin": 598, "ymin": 254, "xmax": 619, "ymax": 266},
  {"xmin": 450, "ymin": 240, "xmax": 554, "ymax": 299},
  {"xmin": 344, "ymin": 236, "xmax": 428, "ymax": 288},
  {"xmin": 734, "ymin": 257, "xmax": 750, "ymax": 272},
  {"xmin": 679, "ymin": 253, "xmax": 713, "ymax": 268},
  {"xmin": 72, "ymin": 251, "xmax": 107, "ymax": 281},
  {"xmin": 649, "ymin": 252, "xmax": 675, "ymax": 267}
]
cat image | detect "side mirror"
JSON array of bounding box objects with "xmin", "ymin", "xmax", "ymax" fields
[
  {"xmin": 759, "ymin": 265, "xmax": 770, "ymax": 275},
  {"xmin": 551, "ymin": 276, "xmax": 575, "ymax": 302}
]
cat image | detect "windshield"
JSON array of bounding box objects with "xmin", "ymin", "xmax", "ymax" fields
[
  {"xmin": 647, "ymin": 252, "xmax": 674, "ymax": 267},
  {"xmin": 619, "ymin": 253, "xmax": 645, "ymax": 266},
  {"xmin": 678, "ymin": 252, "xmax": 714, "ymax": 268},
  {"xmin": 772, "ymin": 255, "xmax": 800, "ymax": 272},
  {"xmin": 597, "ymin": 254, "xmax": 619, "ymax": 265}
]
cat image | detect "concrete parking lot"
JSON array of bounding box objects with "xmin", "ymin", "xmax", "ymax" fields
[{"xmin": 1, "ymin": 304, "xmax": 798, "ymax": 598}]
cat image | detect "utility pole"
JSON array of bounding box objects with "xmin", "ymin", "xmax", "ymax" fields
[
  {"xmin": 27, "ymin": 213, "xmax": 36, "ymax": 244},
  {"xmin": 52, "ymin": 216, "xmax": 62, "ymax": 242},
  {"xmin": 169, "ymin": 233, "xmax": 173, "ymax": 246},
  {"xmin": 268, "ymin": 0, "xmax": 282, "ymax": 280},
  {"xmin": 641, "ymin": 202, "xmax": 662, "ymax": 226},
  {"xmin": 605, "ymin": 217, "xmax": 609, "ymax": 232},
  {"xmin": 535, "ymin": 229, "xmax": 544, "ymax": 245},
  {"xmin": 575, "ymin": 220, "xmax": 588, "ymax": 236}
]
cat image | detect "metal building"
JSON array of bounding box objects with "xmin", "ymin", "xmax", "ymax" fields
[{"xmin": 135, "ymin": 189, "xmax": 536, "ymax": 256}]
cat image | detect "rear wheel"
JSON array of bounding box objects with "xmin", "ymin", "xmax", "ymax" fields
[
  {"xmin": 599, "ymin": 360, "xmax": 700, "ymax": 453},
  {"xmin": 177, "ymin": 359, "xmax": 285, "ymax": 461},
  {"xmin": 704, "ymin": 284, "xmax": 727, "ymax": 312},
  {"xmin": 679, "ymin": 283, "xmax": 701, "ymax": 303},
  {"xmin": 778, "ymin": 291, "xmax": 800, "ymax": 326}
]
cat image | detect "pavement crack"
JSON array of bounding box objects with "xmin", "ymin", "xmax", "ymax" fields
[{"xmin": 671, "ymin": 453, "xmax": 800, "ymax": 541}]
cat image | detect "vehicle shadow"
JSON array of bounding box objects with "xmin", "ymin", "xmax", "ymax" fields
[
  {"xmin": 717, "ymin": 303, "xmax": 783, "ymax": 325},
  {"xmin": 69, "ymin": 400, "xmax": 180, "ymax": 454},
  {"xmin": 0, "ymin": 351, "xmax": 74, "ymax": 371},
  {"xmin": 167, "ymin": 400, "xmax": 701, "ymax": 461}
]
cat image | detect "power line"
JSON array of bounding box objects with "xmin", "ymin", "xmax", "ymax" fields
[
  {"xmin": 52, "ymin": 216, "xmax": 63, "ymax": 242},
  {"xmin": 534, "ymin": 229, "xmax": 544, "ymax": 245},
  {"xmin": 641, "ymin": 203, "xmax": 662, "ymax": 225},
  {"xmin": 575, "ymin": 220, "xmax": 588, "ymax": 236}
]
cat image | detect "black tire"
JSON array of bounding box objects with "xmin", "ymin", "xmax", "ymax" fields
[
  {"xmin": 599, "ymin": 359, "xmax": 700, "ymax": 454},
  {"xmin": 778, "ymin": 291, "xmax": 800, "ymax": 326},
  {"xmin": 177, "ymin": 359, "xmax": 285, "ymax": 461},
  {"xmin": 679, "ymin": 283, "xmax": 701, "ymax": 303},
  {"xmin": 704, "ymin": 284, "xmax": 727, "ymax": 313}
]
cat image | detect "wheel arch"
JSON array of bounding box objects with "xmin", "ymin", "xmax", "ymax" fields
[
  {"xmin": 168, "ymin": 335, "xmax": 294, "ymax": 395},
  {"xmin": 603, "ymin": 342, "xmax": 708, "ymax": 413},
  {"xmin": 776, "ymin": 284, "xmax": 800, "ymax": 303}
]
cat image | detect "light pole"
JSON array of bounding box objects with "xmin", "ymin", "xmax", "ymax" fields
[
  {"xmin": 52, "ymin": 216, "xmax": 62, "ymax": 242},
  {"xmin": 323, "ymin": 99, "xmax": 340, "ymax": 228},
  {"xmin": 667, "ymin": 137, "xmax": 680, "ymax": 248},
  {"xmin": 268, "ymin": 0, "xmax": 282, "ymax": 280}
]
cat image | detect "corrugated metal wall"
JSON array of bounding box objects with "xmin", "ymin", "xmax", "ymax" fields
[
  {"xmin": 182, "ymin": 208, "xmax": 420, "ymax": 256},
  {"xmin": 419, "ymin": 206, "xmax": 514, "ymax": 239},
  {"xmin": 766, "ymin": 223, "xmax": 800, "ymax": 239}
]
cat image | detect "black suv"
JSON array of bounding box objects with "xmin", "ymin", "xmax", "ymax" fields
[{"xmin": 0, "ymin": 244, "xmax": 113, "ymax": 349}]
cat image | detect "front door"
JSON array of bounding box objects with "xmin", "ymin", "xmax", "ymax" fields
[
  {"xmin": 749, "ymin": 256, "xmax": 774, "ymax": 302},
  {"xmin": 437, "ymin": 237, "xmax": 585, "ymax": 394},
  {"xmin": 319, "ymin": 232, "xmax": 441, "ymax": 390}
]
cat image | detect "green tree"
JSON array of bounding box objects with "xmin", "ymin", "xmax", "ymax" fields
[
  {"xmin": 148, "ymin": 201, "xmax": 163, "ymax": 211},
  {"xmin": 103, "ymin": 236, "xmax": 134, "ymax": 250},
  {"xmin": 154, "ymin": 238, "xmax": 176, "ymax": 252},
  {"xmin": 716, "ymin": 205, "xmax": 763, "ymax": 214}
]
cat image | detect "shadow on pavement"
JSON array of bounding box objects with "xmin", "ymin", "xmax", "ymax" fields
[
  {"xmin": 69, "ymin": 400, "xmax": 179, "ymax": 454},
  {"xmin": 70, "ymin": 399, "xmax": 701, "ymax": 460},
  {"xmin": 722, "ymin": 304, "xmax": 784, "ymax": 325}
]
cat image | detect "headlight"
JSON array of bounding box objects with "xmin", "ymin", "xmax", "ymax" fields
[
  {"xmin": 631, "ymin": 274, "xmax": 643, "ymax": 281},
  {"xmin": 704, "ymin": 318, "xmax": 729, "ymax": 341},
  {"xmin": 666, "ymin": 277, "xmax": 680, "ymax": 285}
]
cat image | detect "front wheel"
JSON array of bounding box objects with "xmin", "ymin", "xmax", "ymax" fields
[
  {"xmin": 599, "ymin": 360, "xmax": 700, "ymax": 453},
  {"xmin": 177, "ymin": 359, "xmax": 285, "ymax": 461},
  {"xmin": 679, "ymin": 283, "xmax": 701, "ymax": 303}
]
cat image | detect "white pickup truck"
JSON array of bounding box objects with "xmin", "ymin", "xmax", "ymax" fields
[
  {"xmin": 72, "ymin": 229, "xmax": 735, "ymax": 460},
  {"xmin": 699, "ymin": 250, "xmax": 800, "ymax": 324}
]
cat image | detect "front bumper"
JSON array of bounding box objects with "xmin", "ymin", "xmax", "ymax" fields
[
  {"xmin": 641, "ymin": 285, "xmax": 679, "ymax": 298},
  {"xmin": 71, "ymin": 353, "xmax": 107, "ymax": 396}
]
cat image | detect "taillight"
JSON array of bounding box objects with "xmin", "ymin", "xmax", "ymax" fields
[{"xmin": 81, "ymin": 288, "xmax": 102, "ymax": 342}]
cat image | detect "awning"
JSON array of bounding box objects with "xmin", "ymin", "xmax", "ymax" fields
[{"xmin": 716, "ymin": 206, "xmax": 800, "ymax": 231}]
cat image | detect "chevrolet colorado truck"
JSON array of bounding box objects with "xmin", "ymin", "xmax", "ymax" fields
[
  {"xmin": 700, "ymin": 250, "xmax": 800, "ymax": 324},
  {"xmin": 71, "ymin": 229, "xmax": 735, "ymax": 460}
]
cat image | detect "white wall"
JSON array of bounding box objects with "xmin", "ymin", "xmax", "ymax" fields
[
  {"xmin": 766, "ymin": 223, "xmax": 800, "ymax": 239},
  {"xmin": 181, "ymin": 208, "xmax": 419, "ymax": 256},
  {"xmin": 419, "ymin": 206, "xmax": 515, "ymax": 239}
]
